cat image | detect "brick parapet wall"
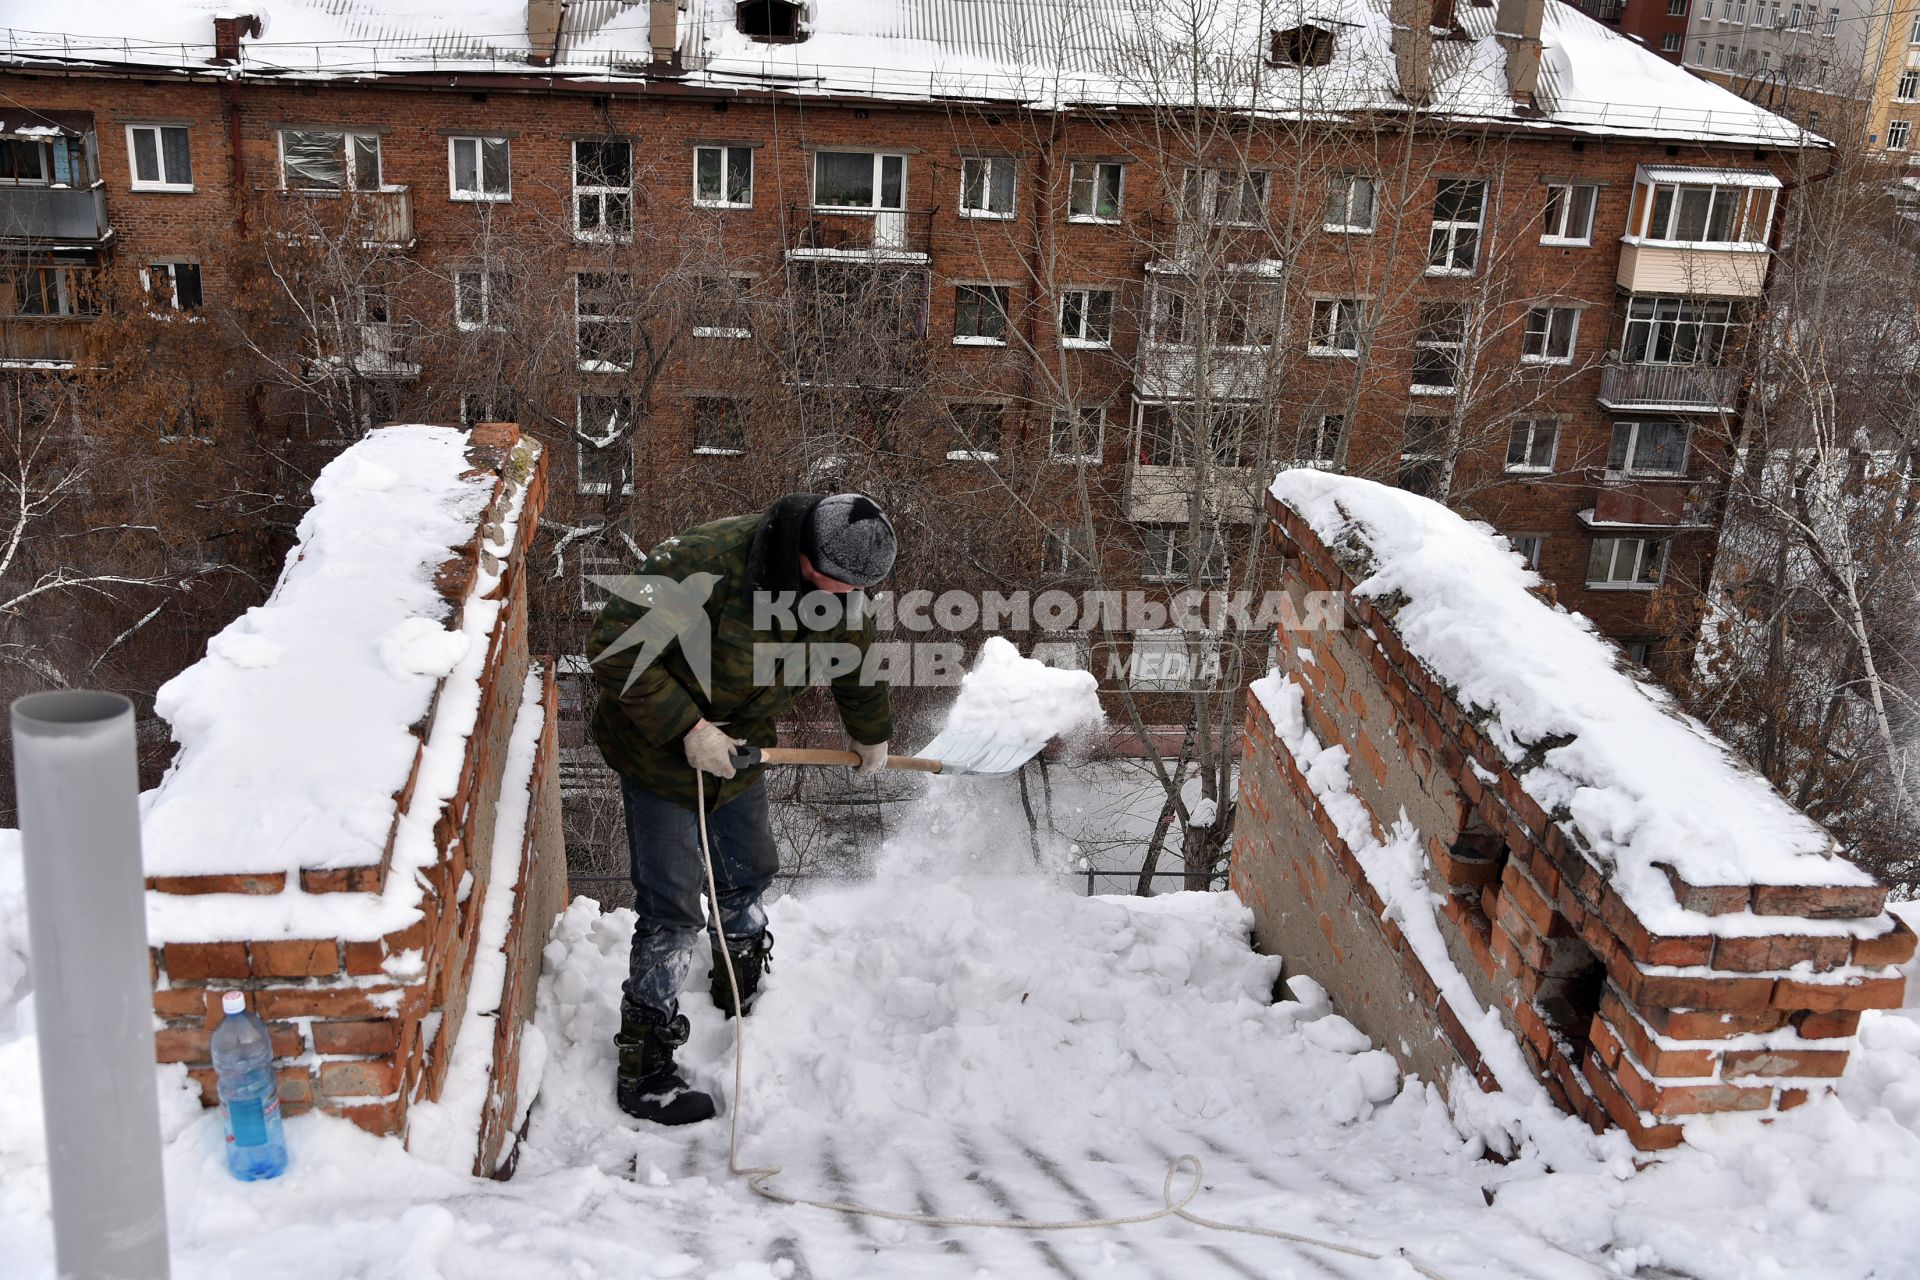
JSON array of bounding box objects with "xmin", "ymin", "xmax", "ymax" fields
[
  {"xmin": 1235, "ymin": 489, "xmax": 1914, "ymax": 1150},
  {"xmin": 146, "ymin": 424, "xmax": 569, "ymax": 1171}
]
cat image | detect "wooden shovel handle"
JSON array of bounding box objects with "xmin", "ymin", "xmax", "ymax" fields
[{"xmin": 751, "ymin": 746, "xmax": 945, "ymax": 774}]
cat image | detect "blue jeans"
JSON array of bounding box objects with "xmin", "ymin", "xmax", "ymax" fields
[{"xmin": 621, "ymin": 773, "xmax": 780, "ymax": 1018}]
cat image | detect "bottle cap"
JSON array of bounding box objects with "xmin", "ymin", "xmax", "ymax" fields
[{"xmin": 221, "ymin": 991, "xmax": 246, "ymax": 1015}]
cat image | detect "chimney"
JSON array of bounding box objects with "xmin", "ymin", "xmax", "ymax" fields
[
  {"xmin": 1497, "ymin": 0, "xmax": 1546, "ymax": 107},
  {"xmin": 527, "ymin": 0, "xmax": 564, "ymax": 68},
  {"xmin": 1390, "ymin": 0, "xmax": 1434, "ymax": 105},
  {"xmin": 211, "ymin": 13, "xmax": 261, "ymax": 65},
  {"xmin": 650, "ymin": 0, "xmax": 679, "ymax": 63},
  {"xmin": 1432, "ymin": 0, "xmax": 1459, "ymax": 32}
]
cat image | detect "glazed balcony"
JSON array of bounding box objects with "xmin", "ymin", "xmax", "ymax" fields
[{"xmin": 0, "ymin": 185, "xmax": 110, "ymax": 244}]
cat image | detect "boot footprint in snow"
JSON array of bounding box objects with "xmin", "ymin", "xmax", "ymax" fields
[
  {"xmin": 614, "ymin": 1003, "xmax": 715, "ymax": 1126},
  {"xmin": 710, "ymin": 928, "xmax": 773, "ymax": 1018}
]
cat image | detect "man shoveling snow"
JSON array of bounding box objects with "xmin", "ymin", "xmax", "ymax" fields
[{"xmin": 585, "ymin": 492, "xmax": 897, "ymax": 1125}]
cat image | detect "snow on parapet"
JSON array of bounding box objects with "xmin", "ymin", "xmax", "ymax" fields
[
  {"xmin": 145, "ymin": 426, "xmax": 502, "ymax": 889},
  {"xmin": 1266, "ymin": 469, "xmax": 1875, "ymax": 916}
]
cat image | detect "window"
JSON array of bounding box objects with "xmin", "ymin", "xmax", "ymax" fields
[
  {"xmin": 1505, "ymin": 419, "xmax": 1558, "ymax": 472},
  {"xmin": 814, "ymin": 150, "xmax": 906, "ymax": 210},
  {"xmin": 1899, "ymin": 71, "xmax": 1919, "ymax": 100},
  {"xmin": 694, "ymin": 144, "xmax": 753, "ymax": 208},
  {"xmin": 575, "ymin": 139, "xmax": 633, "ymax": 239},
  {"xmin": 946, "ymin": 401, "xmax": 1004, "ymax": 461},
  {"xmin": 1042, "ymin": 525, "xmax": 1095, "ymax": 575},
  {"xmin": 959, "ymin": 156, "xmax": 1016, "ymax": 218},
  {"xmin": 279, "ymin": 130, "xmax": 381, "ymax": 191},
  {"xmin": 1662, "ymin": 32, "xmax": 1682, "ymax": 51},
  {"xmin": 1269, "ymin": 23, "xmax": 1336, "ymax": 65},
  {"xmin": 1399, "ymin": 415, "xmax": 1450, "ymax": 497},
  {"xmin": 580, "ymin": 549, "xmax": 623, "ymax": 612},
  {"xmin": 1412, "ymin": 303, "xmax": 1469, "ymax": 392},
  {"xmin": 1789, "ymin": 3, "xmax": 1802, "ymax": 26},
  {"xmin": 1142, "ymin": 527, "xmax": 1226, "ymax": 583},
  {"xmin": 1625, "ymin": 639, "xmax": 1655, "ymax": 665},
  {"xmin": 1068, "ymin": 161, "xmax": 1124, "ymax": 222},
  {"xmin": 1138, "ymin": 402, "xmax": 1258, "ymax": 467},
  {"xmin": 1911, "ymin": 11, "xmax": 1920, "ymax": 40},
  {"xmin": 576, "ymin": 272, "xmax": 633, "ymax": 371},
  {"xmin": 144, "ymin": 261, "xmax": 202, "ymax": 311},
  {"xmin": 449, "ymin": 136, "xmax": 510, "ymax": 201},
  {"xmin": 1734, "ymin": 0, "xmax": 1746, "ymax": 20},
  {"xmin": 577, "ymin": 396, "xmax": 633, "ymax": 493},
  {"xmin": 1309, "ymin": 298, "xmax": 1365, "ymax": 355},
  {"xmin": 1714, "ymin": 43, "xmax": 1726, "ymax": 66},
  {"xmin": 1522, "ymin": 306, "xmax": 1579, "ymax": 363},
  {"xmin": 460, "ymin": 389, "xmax": 516, "ymax": 426},
  {"xmin": 1183, "ymin": 168, "xmax": 1267, "ymax": 225},
  {"xmin": 1825, "ymin": 5, "xmax": 1837, "ymax": 33},
  {"xmin": 1667, "ymin": 0, "xmax": 1687, "ymax": 13},
  {"xmin": 954, "ymin": 284, "xmax": 1010, "ymax": 344},
  {"xmin": 1891, "ymin": 121, "xmax": 1914, "ymax": 151},
  {"xmin": 1695, "ymin": 41, "xmax": 1706, "ymax": 62},
  {"xmin": 1608, "ymin": 422, "xmax": 1690, "ymax": 476},
  {"xmin": 692, "ymin": 396, "xmax": 747, "ymax": 455},
  {"xmin": 739, "ymin": 0, "xmax": 804, "ymax": 40},
  {"xmin": 1428, "ymin": 179, "xmax": 1486, "ymax": 273},
  {"xmin": 127, "ymin": 124, "xmax": 192, "ymax": 191},
  {"xmin": 1325, "ymin": 173, "xmax": 1376, "ymax": 232},
  {"xmin": 692, "ymin": 273, "xmax": 753, "ymax": 338},
  {"xmin": 1542, "ymin": 182, "xmax": 1597, "ymax": 244},
  {"xmin": 355, "ymin": 381, "xmax": 398, "ymax": 432},
  {"xmin": 454, "ymin": 269, "xmax": 508, "ymax": 330},
  {"xmin": 1761, "ymin": 51, "xmax": 1770, "ymax": 70},
  {"xmin": 1059, "ymin": 289, "xmax": 1114, "ymax": 347},
  {"xmin": 5, "ymin": 265, "xmax": 98, "ymax": 318},
  {"xmin": 1636, "ymin": 178, "xmax": 1774, "ymax": 244},
  {"xmin": 1510, "ymin": 534, "xmax": 1545, "ymax": 570},
  {"xmin": 1128, "ymin": 628, "xmax": 1222, "ymax": 691},
  {"xmin": 1050, "ymin": 405, "xmax": 1105, "ymax": 463},
  {"xmin": 1218, "ymin": 279, "xmax": 1282, "ymax": 347},
  {"xmin": 1297, "ymin": 414, "xmax": 1342, "ymax": 466},
  {"xmin": 1587, "ymin": 536, "xmax": 1667, "ymax": 587},
  {"xmin": 1622, "ymin": 296, "xmax": 1735, "ymax": 365}
]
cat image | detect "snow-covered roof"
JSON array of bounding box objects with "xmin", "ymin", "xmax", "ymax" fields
[
  {"xmin": 1266, "ymin": 470, "xmax": 1877, "ymax": 925},
  {"xmin": 2, "ymin": 0, "xmax": 1817, "ymax": 148}
]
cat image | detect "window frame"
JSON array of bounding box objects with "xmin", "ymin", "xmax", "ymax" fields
[
  {"xmin": 953, "ymin": 283, "xmax": 1011, "ymax": 346},
  {"xmin": 694, "ymin": 144, "xmax": 754, "ymax": 209},
  {"xmin": 277, "ymin": 128, "xmax": 383, "ymax": 193},
  {"xmin": 1542, "ymin": 181, "xmax": 1598, "ymax": 245},
  {"xmin": 1634, "ymin": 178, "xmax": 1775, "ymax": 246},
  {"xmin": 579, "ymin": 549, "xmax": 623, "ymax": 612},
  {"xmin": 1058, "ymin": 287, "xmax": 1115, "ymax": 348},
  {"xmin": 1298, "ymin": 413, "xmax": 1343, "ymax": 467},
  {"xmin": 576, "ymin": 395, "xmax": 635, "ymax": 494},
  {"xmin": 1522, "ymin": 305, "xmax": 1580, "ymax": 364},
  {"xmin": 1427, "ymin": 178, "xmax": 1487, "ymax": 275},
  {"xmin": 691, "ymin": 272, "xmax": 755, "ymax": 340},
  {"xmin": 1510, "ymin": 533, "xmax": 1546, "ymax": 570},
  {"xmin": 1899, "ymin": 71, "xmax": 1920, "ymax": 101},
  {"xmin": 1067, "ymin": 160, "xmax": 1124, "ymax": 223},
  {"xmin": 1127, "ymin": 627, "xmax": 1223, "ymax": 692},
  {"xmin": 1183, "ymin": 167, "xmax": 1268, "ymax": 227},
  {"xmin": 447, "ymin": 135, "xmax": 511, "ymax": 202},
  {"xmin": 1324, "ymin": 173, "xmax": 1377, "ymax": 234},
  {"xmin": 958, "ymin": 155, "xmax": 1017, "ymax": 220},
  {"xmin": 1890, "ymin": 121, "xmax": 1914, "ymax": 151},
  {"xmin": 1411, "ymin": 302, "xmax": 1470, "ymax": 393},
  {"xmin": 454, "ymin": 267, "xmax": 509, "ymax": 331},
  {"xmin": 1140, "ymin": 527, "xmax": 1228, "ymax": 584},
  {"xmin": 574, "ymin": 138, "xmax": 634, "ymax": 241},
  {"xmin": 1049, "ymin": 404, "xmax": 1106, "ymax": 464},
  {"xmin": 690, "ymin": 394, "xmax": 748, "ymax": 456},
  {"xmin": 945, "ymin": 400, "xmax": 1006, "ymax": 462},
  {"xmin": 1586, "ymin": 535, "xmax": 1668, "ymax": 589},
  {"xmin": 1308, "ymin": 297, "xmax": 1365, "ymax": 356},
  {"xmin": 1607, "ymin": 421, "xmax": 1691, "ymax": 477},
  {"xmin": 574, "ymin": 271, "xmax": 634, "ymax": 372},
  {"xmin": 812, "ymin": 149, "xmax": 908, "ymax": 212},
  {"xmin": 126, "ymin": 124, "xmax": 193, "ymax": 192},
  {"xmin": 1504, "ymin": 418, "xmax": 1559, "ymax": 473},
  {"xmin": 143, "ymin": 260, "xmax": 203, "ymax": 311},
  {"xmin": 1621, "ymin": 295, "xmax": 1736, "ymax": 367}
]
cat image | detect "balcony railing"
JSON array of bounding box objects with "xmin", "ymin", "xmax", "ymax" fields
[
  {"xmin": 786, "ymin": 205, "xmax": 934, "ymax": 259},
  {"xmin": 349, "ymin": 321, "xmax": 421, "ymax": 378},
  {"xmin": 0, "ymin": 317, "xmax": 89, "ymax": 366},
  {"xmin": 1585, "ymin": 474, "xmax": 1712, "ymax": 528},
  {"xmin": 1125, "ymin": 462, "xmax": 1261, "ymax": 525},
  {"xmin": 265, "ymin": 186, "xmax": 414, "ymax": 248},
  {"xmin": 0, "ymin": 185, "xmax": 111, "ymax": 244},
  {"xmin": 1598, "ymin": 362, "xmax": 1739, "ymax": 413}
]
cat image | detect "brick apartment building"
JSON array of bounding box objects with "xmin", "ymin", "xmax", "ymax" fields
[
  {"xmin": 1560, "ymin": 0, "xmax": 1694, "ymax": 63},
  {"xmin": 0, "ymin": 0, "xmax": 1816, "ymax": 746}
]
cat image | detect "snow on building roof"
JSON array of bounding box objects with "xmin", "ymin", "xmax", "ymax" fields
[
  {"xmin": 3, "ymin": 0, "xmax": 1815, "ymax": 148},
  {"xmin": 1266, "ymin": 469, "xmax": 1876, "ymax": 923},
  {"xmin": 143, "ymin": 426, "xmax": 498, "ymax": 887}
]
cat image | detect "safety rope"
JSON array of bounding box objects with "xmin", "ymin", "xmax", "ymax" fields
[{"xmin": 692, "ymin": 769, "xmax": 1455, "ymax": 1279}]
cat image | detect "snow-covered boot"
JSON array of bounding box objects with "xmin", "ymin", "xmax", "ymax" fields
[
  {"xmin": 614, "ymin": 1004, "xmax": 715, "ymax": 1126},
  {"xmin": 709, "ymin": 928, "xmax": 773, "ymax": 1018}
]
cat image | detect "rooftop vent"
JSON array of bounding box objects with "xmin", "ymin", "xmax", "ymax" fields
[
  {"xmin": 1268, "ymin": 24, "xmax": 1335, "ymax": 67},
  {"xmin": 738, "ymin": 0, "xmax": 807, "ymax": 43}
]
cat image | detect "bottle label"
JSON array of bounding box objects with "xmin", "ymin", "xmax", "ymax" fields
[{"xmin": 226, "ymin": 1096, "xmax": 276, "ymax": 1147}]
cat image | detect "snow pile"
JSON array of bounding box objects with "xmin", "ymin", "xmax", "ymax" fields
[
  {"xmin": 1269, "ymin": 470, "xmax": 1879, "ymax": 938},
  {"xmin": 930, "ymin": 635, "xmax": 1103, "ymax": 753}
]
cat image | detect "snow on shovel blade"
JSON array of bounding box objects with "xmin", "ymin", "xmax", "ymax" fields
[{"xmin": 911, "ymin": 724, "xmax": 1053, "ymax": 776}]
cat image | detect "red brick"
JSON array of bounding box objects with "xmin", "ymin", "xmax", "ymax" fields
[
  {"xmin": 1710, "ymin": 933, "xmax": 1852, "ymax": 974},
  {"xmin": 1854, "ymin": 916, "xmax": 1918, "ymax": 968},
  {"xmin": 1720, "ymin": 1048, "xmax": 1850, "ymax": 1079},
  {"xmin": 1790, "ymin": 1009, "xmax": 1861, "ymax": 1039},
  {"xmin": 1640, "ymin": 1004, "xmax": 1790, "ymax": 1039},
  {"xmin": 344, "ymin": 941, "xmax": 390, "ymax": 976},
  {"xmin": 1598, "ymin": 1009, "xmax": 1716, "ymax": 1078},
  {"xmin": 1654, "ymin": 863, "xmax": 1749, "ymax": 915},
  {"xmin": 1618, "ymin": 967, "xmax": 1776, "ymax": 1013},
  {"xmin": 319, "ymin": 1057, "xmax": 402, "ymax": 1099},
  {"xmin": 1750, "ymin": 883, "xmax": 1888, "ymax": 920},
  {"xmin": 337, "ymin": 1098, "xmax": 407, "ymax": 1136},
  {"xmin": 312, "ymin": 1018, "xmax": 403, "ymax": 1057},
  {"xmin": 277, "ymin": 1066, "xmax": 315, "ymax": 1106},
  {"xmin": 1429, "ymin": 837, "xmax": 1503, "ymax": 890},
  {"xmin": 1773, "ymin": 975, "xmax": 1907, "ymax": 1013},
  {"xmin": 1778, "ymin": 1088, "xmax": 1813, "ymax": 1110},
  {"xmin": 300, "ymin": 863, "xmax": 386, "ymax": 894},
  {"xmin": 256, "ymin": 984, "xmax": 423, "ymax": 1021},
  {"xmin": 1499, "ymin": 862, "xmax": 1564, "ymax": 938},
  {"xmin": 146, "ymin": 871, "xmax": 288, "ymax": 896},
  {"xmin": 163, "ymin": 942, "xmax": 249, "ymax": 981},
  {"xmin": 153, "ymin": 987, "xmax": 211, "ymax": 1019},
  {"xmin": 1579, "ymin": 1055, "xmax": 1687, "ymax": 1151},
  {"xmin": 249, "ymin": 938, "xmax": 341, "ymax": 978}
]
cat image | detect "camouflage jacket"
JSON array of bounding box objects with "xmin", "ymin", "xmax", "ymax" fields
[{"xmin": 585, "ymin": 496, "xmax": 893, "ymax": 811}]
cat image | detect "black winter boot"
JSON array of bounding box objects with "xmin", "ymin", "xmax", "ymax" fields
[
  {"xmin": 614, "ymin": 1004, "xmax": 716, "ymax": 1126},
  {"xmin": 709, "ymin": 928, "xmax": 773, "ymax": 1018}
]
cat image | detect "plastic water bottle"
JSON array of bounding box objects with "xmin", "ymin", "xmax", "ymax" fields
[{"xmin": 211, "ymin": 991, "xmax": 288, "ymax": 1180}]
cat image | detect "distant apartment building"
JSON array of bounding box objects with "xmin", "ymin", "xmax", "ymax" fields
[
  {"xmin": 1681, "ymin": 0, "xmax": 1885, "ymax": 130},
  {"xmin": 0, "ymin": 0, "xmax": 1816, "ymax": 712},
  {"xmin": 1863, "ymin": 0, "xmax": 1920, "ymax": 161},
  {"xmin": 1561, "ymin": 0, "xmax": 1694, "ymax": 62}
]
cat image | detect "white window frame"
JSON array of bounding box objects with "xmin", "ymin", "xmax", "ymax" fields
[
  {"xmin": 1510, "ymin": 534, "xmax": 1545, "ymax": 570},
  {"xmin": 1633, "ymin": 179, "xmax": 1775, "ymax": 247},
  {"xmin": 1308, "ymin": 297, "xmax": 1365, "ymax": 356},
  {"xmin": 1067, "ymin": 161, "xmax": 1124, "ymax": 223},
  {"xmin": 1586, "ymin": 536, "xmax": 1668, "ymax": 589},
  {"xmin": 1890, "ymin": 121, "xmax": 1914, "ymax": 151},
  {"xmin": 1608, "ymin": 421, "xmax": 1691, "ymax": 477},
  {"xmin": 692, "ymin": 273, "xmax": 754, "ymax": 339},
  {"xmin": 694, "ymin": 144, "xmax": 754, "ymax": 209},
  {"xmin": 459, "ymin": 389, "xmax": 516, "ymax": 427},
  {"xmin": 691, "ymin": 394, "xmax": 748, "ymax": 457},
  {"xmin": 1522, "ymin": 306, "xmax": 1580, "ymax": 364},
  {"xmin": 454, "ymin": 268, "xmax": 508, "ymax": 331},
  {"xmin": 1427, "ymin": 178, "xmax": 1486, "ymax": 275},
  {"xmin": 1898, "ymin": 70, "xmax": 1920, "ymax": 101},
  {"xmin": 1542, "ymin": 182, "xmax": 1597, "ymax": 244},
  {"xmin": 812, "ymin": 150, "xmax": 907, "ymax": 212},
  {"xmin": 1058, "ymin": 288, "xmax": 1114, "ymax": 348},
  {"xmin": 1504, "ymin": 419, "xmax": 1558, "ymax": 473},
  {"xmin": 1127, "ymin": 628, "xmax": 1223, "ymax": 692},
  {"xmin": 1183, "ymin": 167, "xmax": 1268, "ymax": 227},
  {"xmin": 448, "ymin": 136, "xmax": 511, "ymax": 202},
  {"xmin": 1298, "ymin": 413, "xmax": 1343, "ymax": 467},
  {"xmin": 126, "ymin": 124, "xmax": 192, "ymax": 191},
  {"xmin": 959, "ymin": 155, "xmax": 1017, "ymax": 220},
  {"xmin": 1411, "ymin": 303, "xmax": 1469, "ymax": 393},
  {"xmin": 575, "ymin": 272, "xmax": 632, "ymax": 373},
  {"xmin": 1042, "ymin": 526, "xmax": 1095, "ymax": 576},
  {"xmin": 1049, "ymin": 405, "xmax": 1106, "ymax": 464},
  {"xmin": 1324, "ymin": 173, "xmax": 1376, "ymax": 233},
  {"xmin": 953, "ymin": 283, "xmax": 1011, "ymax": 346},
  {"xmin": 574, "ymin": 138, "xmax": 634, "ymax": 241},
  {"xmin": 945, "ymin": 401, "xmax": 1005, "ymax": 462},
  {"xmin": 277, "ymin": 129, "xmax": 382, "ymax": 192},
  {"xmin": 1141, "ymin": 528, "xmax": 1227, "ymax": 584},
  {"xmin": 142, "ymin": 260, "xmax": 202, "ymax": 311},
  {"xmin": 576, "ymin": 395, "xmax": 634, "ymax": 495},
  {"xmin": 580, "ymin": 549, "xmax": 623, "ymax": 612}
]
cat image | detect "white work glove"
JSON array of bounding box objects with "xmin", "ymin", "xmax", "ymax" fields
[
  {"xmin": 684, "ymin": 720, "xmax": 746, "ymax": 780},
  {"xmin": 853, "ymin": 739, "xmax": 889, "ymax": 779}
]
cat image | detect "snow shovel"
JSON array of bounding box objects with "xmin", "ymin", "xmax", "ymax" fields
[{"xmin": 728, "ymin": 724, "xmax": 1052, "ymax": 777}]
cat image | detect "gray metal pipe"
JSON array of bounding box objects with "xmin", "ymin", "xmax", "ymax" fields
[{"xmin": 12, "ymin": 691, "xmax": 170, "ymax": 1280}]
